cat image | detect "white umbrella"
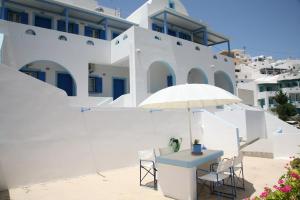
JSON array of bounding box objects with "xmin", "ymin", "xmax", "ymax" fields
[{"xmin": 139, "ymin": 84, "xmax": 241, "ymax": 149}]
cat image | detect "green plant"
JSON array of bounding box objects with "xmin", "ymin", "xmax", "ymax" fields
[
  {"xmin": 273, "ymin": 90, "xmax": 297, "ymax": 121},
  {"xmin": 169, "ymin": 137, "xmax": 182, "ymax": 152}
]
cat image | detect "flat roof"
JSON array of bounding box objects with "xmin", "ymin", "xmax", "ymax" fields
[
  {"xmin": 150, "ymin": 8, "xmax": 229, "ymax": 45},
  {"xmin": 8, "ymin": 0, "xmax": 136, "ymax": 30}
]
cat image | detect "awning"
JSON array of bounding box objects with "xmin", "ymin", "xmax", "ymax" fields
[
  {"xmin": 6, "ymin": 0, "xmax": 136, "ymax": 30},
  {"xmin": 150, "ymin": 8, "xmax": 229, "ymax": 46}
]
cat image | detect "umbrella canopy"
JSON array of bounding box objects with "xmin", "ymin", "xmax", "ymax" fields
[
  {"xmin": 139, "ymin": 84, "xmax": 241, "ymax": 109},
  {"xmin": 139, "ymin": 84, "xmax": 241, "ymax": 150}
]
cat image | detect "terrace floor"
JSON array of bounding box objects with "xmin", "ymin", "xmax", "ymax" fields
[{"xmin": 1, "ymin": 157, "xmax": 287, "ymax": 200}]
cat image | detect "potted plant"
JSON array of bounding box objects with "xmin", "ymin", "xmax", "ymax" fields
[
  {"xmin": 169, "ymin": 137, "xmax": 182, "ymax": 152},
  {"xmin": 193, "ymin": 139, "xmax": 202, "ymax": 154}
]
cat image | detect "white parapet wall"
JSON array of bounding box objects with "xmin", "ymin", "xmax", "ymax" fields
[
  {"xmin": 273, "ymin": 133, "xmax": 300, "ymax": 159},
  {"xmin": 0, "ymin": 64, "xmax": 242, "ymax": 190},
  {"xmin": 201, "ymin": 110, "xmax": 240, "ymax": 157}
]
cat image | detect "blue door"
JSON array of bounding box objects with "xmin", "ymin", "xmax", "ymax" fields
[
  {"xmin": 113, "ymin": 78, "xmax": 125, "ymax": 100},
  {"xmin": 57, "ymin": 73, "xmax": 74, "ymax": 96},
  {"xmin": 35, "ymin": 15, "xmax": 52, "ymax": 29}
]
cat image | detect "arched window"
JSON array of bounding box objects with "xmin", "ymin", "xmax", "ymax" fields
[
  {"xmin": 86, "ymin": 40, "xmax": 94, "ymax": 46},
  {"xmin": 58, "ymin": 35, "xmax": 67, "ymax": 41},
  {"xmin": 25, "ymin": 29, "xmax": 36, "ymax": 36}
]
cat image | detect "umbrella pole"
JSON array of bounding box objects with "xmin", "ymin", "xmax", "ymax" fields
[{"xmin": 188, "ymin": 108, "xmax": 193, "ymax": 150}]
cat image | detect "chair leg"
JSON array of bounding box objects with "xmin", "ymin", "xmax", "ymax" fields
[{"xmin": 139, "ymin": 161, "xmax": 142, "ymax": 186}]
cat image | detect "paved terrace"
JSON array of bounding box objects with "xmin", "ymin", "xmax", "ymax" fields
[{"xmin": 0, "ymin": 157, "xmax": 287, "ymax": 200}]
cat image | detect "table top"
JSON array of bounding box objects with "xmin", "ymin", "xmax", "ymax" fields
[{"xmin": 156, "ymin": 149, "xmax": 223, "ymax": 168}]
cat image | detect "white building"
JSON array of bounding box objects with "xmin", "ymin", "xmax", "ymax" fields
[
  {"xmin": 0, "ymin": 0, "xmax": 235, "ymax": 107},
  {"xmin": 235, "ymin": 50, "xmax": 300, "ymax": 111},
  {"xmin": 1, "ymin": 0, "xmax": 300, "ymax": 193}
]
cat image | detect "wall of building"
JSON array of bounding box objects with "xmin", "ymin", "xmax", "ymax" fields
[
  {"xmin": 0, "ymin": 64, "xmax": 239, "ymax": 190},
  {"xmin": 132, "ymin": 27, "xmax": 236, "ymax": 105}
]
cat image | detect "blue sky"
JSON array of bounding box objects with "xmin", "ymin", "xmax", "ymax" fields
[{"xmin": 100, "ymin": 0, "xmax": 300, "ymax": 59}]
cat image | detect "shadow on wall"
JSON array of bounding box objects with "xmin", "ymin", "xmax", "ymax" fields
[{"xmin": 0, "ymin": 190, "xmax": 10, "ymax": 200}]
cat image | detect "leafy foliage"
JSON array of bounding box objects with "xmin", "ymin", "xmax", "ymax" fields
[
  {"xmin": 169, "ymin": 137, "xmax": 182, "ymax": 152},
  {"xmin": 273, "ymin": 90, "xmax": 297, "ymax": 121}
]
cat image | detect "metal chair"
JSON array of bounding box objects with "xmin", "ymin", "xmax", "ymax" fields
[
  {"xmin": 138, "ymin": 149, "xmax": 157, "ymax": 189},
  {"xmin": 197, "ymin": 158, "xmax": 236, "ymax": 200},
  {"xmin": 232, "ymin": 153, "xmax": 245, "ymax": 190}
]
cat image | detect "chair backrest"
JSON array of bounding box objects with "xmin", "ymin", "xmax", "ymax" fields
[
  {"xmin": 159, "ymin": 147, "xmax": 173, "ymax": 156},
  {"xmin": 138, "ymin": 149, "xmax": 156, "ymax": 161},
  {"xmin": 233, "ymin": 153, "xmax": 243, "ymax": 166},
  {"xmin": 217, "ymin": 158, "xmax": 233, "ymax": 173}
]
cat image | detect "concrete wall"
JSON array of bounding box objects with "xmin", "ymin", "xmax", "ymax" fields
[{"xmin": 273, "ymin": 133, "xmax": 300, "ymax": 158}]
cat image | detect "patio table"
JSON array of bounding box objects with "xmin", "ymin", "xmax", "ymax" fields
[{"xmin": 156, "ymin": 149, "xmax": 223, "ymax": 200}]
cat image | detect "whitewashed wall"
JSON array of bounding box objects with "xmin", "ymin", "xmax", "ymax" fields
[
  {"xmin": 0, "ymin": 64, "xmax": 239, "ymax": 191},
  {"xmin": 245, "ymin": 110, "xmax": 266, "ymax": 141},
  {"xmin": 273, "ymin": 133, "xmax": 300, "ymax": 158},
  {"xmin": 202, "ymin": 111, "xmax": 240, "ymax": 157}
]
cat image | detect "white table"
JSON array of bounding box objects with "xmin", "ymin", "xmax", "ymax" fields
[{"xmin": 156, "ymin": 149, "xmax": 223, "ymax": 200}]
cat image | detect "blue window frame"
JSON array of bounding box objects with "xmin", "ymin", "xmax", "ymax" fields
[
  {"xmin": 89, "ymin": 76, "xmax": 102, "ymax": 93},
  {"xmin": 113, "ymin": 78, "xmax": 126, "ymax": 100},
  {"xmin": 112, "ymin": 32, "xmax": 120, "ymax": 39},
  {"xmin": 57, "ymin": 20, "xmax": 79, "ymax": 34},
  {"xmin": 20, "ymin": 69, "xmax": 46, "ymax": 82},
  {"xmin": 179, "ymin": 32, "xmax": 191, "ymax": 41},
  {"xmin": 169, "ymin": 0, "xmax": 175, "ymax": 9},
  {"xmin": 85, "ymin": 26, "xmax": 105, "ymax": 39},
  {"xmin": 167, "ymin": 75, "xmax": 173, "ymax": 87},
  {"xmin": 35, "ymin": 15, "xmax": 52, "ymax": 29},
  {"xmin": 5, "ymin": 9, "xmax": 28, "ymax": 24},
  {"xmin": 57, "ymin": 73, "xmax": 74, "ymax": 96},
  {"xmin": 152, "ymin": 23, "xmax": 163, "ymax": 33},
  {"xmin": 168, "ymin": 29, "xmax": 176, "ymax": 37}
]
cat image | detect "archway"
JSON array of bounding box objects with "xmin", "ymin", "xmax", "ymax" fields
[
  {"xmin": 187, "ymin": 68, "xmax": 208, "ymax": 84},
  {"xmin": 19, "ymin": 60, "xmax": 77, "ymax": 96},
  {"xmin": 148, "ymin": 61, "xmax": 176, "ymax": 93},
  {"xmin": 214, "ymin": 71, "xmax": 234, "ymax": 94}
]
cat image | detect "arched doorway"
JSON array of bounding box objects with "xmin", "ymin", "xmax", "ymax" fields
[
  {"xmin": 187, "ymin": 68, "xmax": 208, "ymax": 84},
  {"xmin": 214, "ymin": 71, "xmax": 234, "ymax": 94},
  {"xmin": 148, "ymin": 61, "xmax": 176, "ymax": 93},
  {"xmin": 19, "ymin": 60, "xmax": 77, "ymax": 96}
]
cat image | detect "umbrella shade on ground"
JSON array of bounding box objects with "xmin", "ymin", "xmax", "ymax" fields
[{"xmin": 139, "ymin": 84, "xmax": 241, "ymax": 149}]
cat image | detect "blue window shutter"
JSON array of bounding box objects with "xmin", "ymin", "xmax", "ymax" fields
[
  {"xmin": 20, "ymin": 12, "xmax": 28, "ymax": 24},
  {"xmin": 57, "ymin": 20, "xmax": 66, "ymax": 32},
  {"xmin": 112, "ymin": 32, "xmax": 119, "ymax": 39},
  {"xmin": 3, "ymin": 8, "xmax": 8, "ymax": 20},
  {"xmin": 152, "ymin": 23, "xmax": 156, "ymax": 31},
  {"xmin": 168, "ymin": 29, "xmax": 176, "ymax": 37},
  {"xmin": 85, "ymin": 26, "xmax": 93, "ymax": 37},
  {"xmin": 73, "ymin": 23, "xmax": 79, "ymax": 34},
  {"xmin": 167, "ymin": 75, "xmax": 173, "ymax": 87},
  {"xmin": 38, "ymin": 71, "xmax": 46, "ymax": 82},
  {"xmin": 95, "ymin": 77, "xmax": 102, "ymax": 93},
  {"xmin": 100, "ymin": 29, "xmax": 106, "ymax": 39}
]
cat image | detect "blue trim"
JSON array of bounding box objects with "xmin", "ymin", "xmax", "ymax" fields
[
  {"xmin": 104, "ymin": 18, "xmax": 108, "ymax": 40},
  {"xmin": 0, "ymin": 0, "xmax": 6, "ymax": 20},
  {"xmin": 89, "ymin": 75, "xmax": 103, "ymax": 94},
  {"xmin": 112, "ymin": 77, "xmax": 127, "ymax": 100},
  {"xmin": 156, "ymin": 150, "xmax": 224, "ymax": 168},
  {"xmin": 203, "ymin": 28, "xmax": 208, "ymax": 46},
  {"xmin": 163, "ymin": 11, "xmax": 168, "ymax": 34},
  {"xmin": 34, "ymin": 14, "xmax": 52, "ymax": 29},
  {"xmin": 64, "ymin": 8, "xmax": 69, "ymax": 32},
  {"xmin": 19, "ymin": 69, "xmax": 46, "ymax": 82},
  {"xmin": 56, "ymin": 71, "xmax": 76, "ymax": 96}
]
